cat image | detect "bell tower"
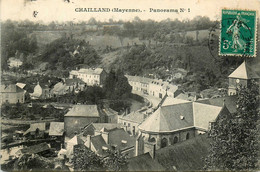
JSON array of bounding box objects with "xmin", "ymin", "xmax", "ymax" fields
[{"xmin": 228, "ymin": 61, "xmax": 260, "ymax": 95}]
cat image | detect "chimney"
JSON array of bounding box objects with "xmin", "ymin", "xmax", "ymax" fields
[{"xmin": 85, "ymin": 135, "xmax": 91, "ymax": 149}]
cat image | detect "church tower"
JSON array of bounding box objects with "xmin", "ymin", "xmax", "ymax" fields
[{"xmin": 228, "ymin": 61, "xmax": 260, "ymax": 96}]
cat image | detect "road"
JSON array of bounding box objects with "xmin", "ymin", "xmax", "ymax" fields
[{"xmin": 132, "ymin": 90, "xmax": 161, "ymax": 108}]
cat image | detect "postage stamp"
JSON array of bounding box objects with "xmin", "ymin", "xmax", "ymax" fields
[{"xmin": 219, "ymin": 9, "xmax": 257, "ymax": 57}]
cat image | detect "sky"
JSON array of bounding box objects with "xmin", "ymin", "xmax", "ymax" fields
[{"xmin": 1, "ymin": 0, "xmax": 260, "ymax": 23}]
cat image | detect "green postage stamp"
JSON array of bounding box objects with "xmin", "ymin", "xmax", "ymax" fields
[{"xmin": 220, "ymin": 9, "xmax": 257, "ymax": 57}]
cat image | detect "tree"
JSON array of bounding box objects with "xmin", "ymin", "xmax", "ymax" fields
[
  {"xmin": 72, "ymin": 145, "xmax": 128, "ymax": 171},
  {"xmin": 205, "ymin": 80, "xmax": 259, "ymax": 170},
  {"xmin": 103, "ymin": 150, "xmax": 128, "ymax": 171},
  {"xmin": 103, "ymin": 69, "xmax": 132, "ymax": 100},
  {"xmin": 72, "ymin": 145, "xmax": 104, "ymax": 171}
]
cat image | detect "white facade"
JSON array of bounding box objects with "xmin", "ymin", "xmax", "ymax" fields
[{"xmin": 69, "ymin": 68, "xmax": 106, "ymax": 86}]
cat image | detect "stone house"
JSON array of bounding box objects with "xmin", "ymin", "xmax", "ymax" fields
[
  {"xmin": 64, "ymin": 105, "xmax": 105, "ymax": 137},
  {"xmin": 0, "ymin": 83, "xmax": 25, "ymax": 104},
  {"xmin": 69, "ymin": 68, "xmax": 107, "ymax": 87},
  {"xmin": 125, "ymin": 75, "xmax": 153, "ymax": 94}
]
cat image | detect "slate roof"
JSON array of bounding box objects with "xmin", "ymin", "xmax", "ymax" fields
[
  {"xmin": 24, "ymin": 123, "xmax": 46, "ymax": 135},
  {"xmin": 155, "ymin": 134, "xmax": 211, "ymax": 171},
  {"xmin": 78, "ymin": 68, "xmax": 104, "ymax": 75},
  {"xmin": 139, "ymin": 103, "xmax": 194, "ymax": 133},
  {"xmin": 127, "ymin": 152, "xmax": 165, "ymax": 171},
  {"xmin": 19, "ymin": 143, "xmax": 50, "ymax": 155},
  {"xmin": 92, "ymin": 123, "xmax": 123, "ymax": 131},
  {"xmin": 65, "ymin": 105, "xmax": 100, "ymax": 117},
  {"xmin": 107, "ymin": 128, "xmax": 136, "ymax": 151},
  {"xmin": 228, "ymin": 61, "xmax": 260, "ymax": 79},
  {"xmin": 90, "ymin": 135, "xmax": 111, "ymax": 156},
  {"xmin": 193, "ymin": 102, "xmax": 222, "ymax": 130},
  {"xmin": 83, "ymin": 123, "xmax": 123, "ymax": 136},
  {"xmin": 196, "ymin": 95, "xmax": 237, "ymax": 114},
  {"xmin": 139, "ymin": 99, "xmax": 229, "ymax": 133},
  {"xmin": 161, "ymin": 96, "xmax": 190, "ymax": 106},
  {"xmin": 1, "ymin": 84, "xmax": 25, "ymax": 93},
  {"xmin": 16, "ymin": 83, "xmax": 26, "ymax": 89},
  {"xmin": 65, "ymin": 78, "xmax": 85, "ymax": 86},
  {"xmin": 49, "ymin": 122, "xmax": 64, "ymax": 136},
  {"xmin": 119, "ymin": 111, "xmax": 146, "ymax": 124}
]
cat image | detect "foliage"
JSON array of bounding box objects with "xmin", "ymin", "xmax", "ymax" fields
[
  {"xmin": 103, "ymin": 150, "xmax": 128, "ymax": 171},
  {"xmin": 73, "ymin": 145, "xmax": 104, "ymax": 171},
  {"xmin": 72, "ymin": 145, "xmax": 128, "ymax": 171},
  {"xmin": 40, "ymin": 37, "xmax": 101, "ymax": 70},
  {"xmin": 205, "ymin": 80, "xmax": 259, "ymax": 170},
  {"xmin": 103, "ymin": 69, "xmax": 132, "ymax": 100},
  {"xmin": 1, "ymin": 20, "xmax": 38, "ymax": 71},
  {"xmin": 76, "ymin": 86, "xmax": 105, "ymax": 104}
]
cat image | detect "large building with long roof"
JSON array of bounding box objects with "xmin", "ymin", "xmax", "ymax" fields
[{"xmin": 135, "ymin": 95, "xmax": 228, "ymax": 156}]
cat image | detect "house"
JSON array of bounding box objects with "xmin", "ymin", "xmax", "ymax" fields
[
  {"xmin": 136, "ymin": 94, "xmax": 229, "ymax": 155},
  {"xmin": 30, "ymin": 82, "xmax": 51, "ymax": 99},
  {"xmin": 125, "ymin": 75, "xmax": 153, "ymax": 94},
  {"xmin": 118, "ymin": 110, "xmax": 149, "ymax": 136},
  {"xmin": 85, "ymin": 127, "xmax": 136, "ymax": 157},
  {"xmin": 69, "ymin": 68, "xmax": 107, "ymax": 87},
  {"xmin": 51, "ymin": 78, "xmax": 86, "ymax": 97},
  {"xmin": 64, "ymin": 105, "xmax": 104, "ymax": 137},
  {"xmin": 0, "ymin": 83, "xmax": 25, "ymax": 104},
  {"xmin": 16, "ymin": 83, "xmax": 26, "ymax": 90},
  {"xmin": 49, "ymin": 122, "xmax": 65, "ymax": 149},
  {"xmin": 148, "ymin": 79, "xmax": 179, "ymax": 99},
  {"xmin": 228, "ymin": 61, "xmax": 260, "ymax": 95},
  {"xmin": 99, "ymin": 107, "xmax": 118, "ymax": 123},
  {"xmin": 8, "ymin": 57, "xmax": 23, "ymax": 68},
  {"xmin": 23, "ymin": 123, "xmax": 47, "ymax": 139}
]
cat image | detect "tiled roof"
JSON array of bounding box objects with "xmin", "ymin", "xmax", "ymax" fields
[
  {"xmin": 228, "ymin": 61, "xmax": 260, "ymax": 79},
  {"xmin": 119, "ymin": 111, "xmax": 146, "ymax": 124},
  {"xmin": 65, "ymin": 105, "xmax": 100, "ymax": 117},
  {"xmin": 1, "ymin": 84, "xmax": 25, "ymax": 93},
  {"xmin": 49, "ymin": 122, "xmax": 64, "ymax": 136},
  {"xmin": 24, "ymin": 123, "xmax": 46, "ymax": 135},
  {"xmin": 139, "ymin": 103, "xmax": 194, "ymax": 133},
  {"xmin": 128, "ymin": 152, "xmax": 165, "ymax": 171},
  {"xmin": 78, "ymin": 68, "xmax": 104, "ymax": 75}
]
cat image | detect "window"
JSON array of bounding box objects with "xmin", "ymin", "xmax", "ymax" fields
[
  {"xmin": 186, "ymin": 133, "xmax": 190, "ymax": 140},
  {"xmin": 124, "ymin": 122, "xmax": 126, "ymax": 126},
  {"xmin": 173, "ymin": 136, "xmax": 178, "ymax": 144},
  {"xmin": 128, "ymin": 123, "xmax": 130, "ymax": 127},
  {"xmin": 133, "ymin": 126, "xmax": 135, "ymax": 135},
  {"xmin": 161, "ymin": 138, "xmax": 168, "ymax": 148}
]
